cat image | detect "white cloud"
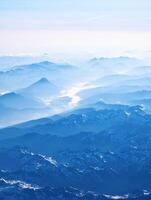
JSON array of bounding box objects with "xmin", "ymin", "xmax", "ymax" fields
[{"xmin": 0, "ymin": 30, "xmax": 151, "ymax": 58}]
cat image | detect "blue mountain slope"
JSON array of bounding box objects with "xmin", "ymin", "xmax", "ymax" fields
[
  {"xmin": 17, "ymin": 77, "xmax": 60, "ymax": 99},
  {"xmin": 0, "ymin": 105, "xmax": 151, "ymax": 197},
  {"xmin": 1, "ymin": 177, "xmax": 149, "ymax": 200}
]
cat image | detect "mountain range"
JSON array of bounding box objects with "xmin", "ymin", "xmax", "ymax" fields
[{"xmin": 1, "ymin": 57, "xmax": 151, "ymax": 199}]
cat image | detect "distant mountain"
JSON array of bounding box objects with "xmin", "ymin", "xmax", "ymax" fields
[
  {"xmin": 110, "ymin": 74, "xmax": 151, "ymax": 88},
  {"xmin": 0, "ymin": 56, "xmax": 48, "ymax": 70},
  {"xmin": 0, "ymin": 92, "xmax": 44, "ymax": 109},
  {"xmin": 129, "ymin": 65, "xmax": 151, "ymax": 76},
  {"xmin": 89, "ymin": 56, "xmax": 141, "ymax": 65},
  {"xmin": 0, "ymin": 92, "xmax": 54, "ymax": 127},
  {"xmin": 81, "ymin": 57, "xmax": 145, "ymax": 85},
  {"xmin": 78, "ymin": 88, "xmax": 151, "ymax": 108},
  {"xmin": 0, "ymin": 61, "xmax": 76, "ymax": 92},
  {"xmin": 12, "ymin": 61, "xmax": 73, "ymax": 72},
  {"xmin": 93, "ymin": 74, "xmax": 138, "ymax": 87},
  {"xmin": 88, "ymin": 57, "xmax": 142, "ymax": 74},
  {"xmin": 0, "ymin": 103, "xmax": 20, "ymax": 128},
  {"xmin": 0, "ymin": 105, "xmax": 52, "ymax": 128},
  {"xmin": 0, "ymin": 77, "xmax": 74, "ymax": 127},
  {"xmin": 79, "ymin": 100, "xmax": 130, "ymax": 111},
  {"xmin": 77, "ymin": 85, "xmax": 149, "ymax": 102},
  {"xmin": 89, "ymin": 56, "xmax": 141, "ymax": 66},
  {"xmin": 17, "ymin": 77, "xmax": 60, "ymax": 100}
]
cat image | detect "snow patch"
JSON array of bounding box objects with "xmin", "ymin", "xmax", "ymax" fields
[
  {"xmin": 0, "ymin": 178, "xmax": 40, "ymax": 190},
  {"xmin": 39, "ymin": 154, "xmax": 57, "ymax": 166}
]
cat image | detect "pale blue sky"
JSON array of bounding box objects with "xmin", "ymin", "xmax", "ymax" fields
[
  {"xmin": 0, "ymin": 0, "xmax": 151, "ymax": 31},
  {"xmin": 0, "ymin": 0, "xmax": 151, "ymax": 59}
]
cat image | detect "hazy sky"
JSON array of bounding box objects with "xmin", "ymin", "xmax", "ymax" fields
[{"xmin": 0, "ymin": 0, "xmax": 151, "ymax": 60}]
